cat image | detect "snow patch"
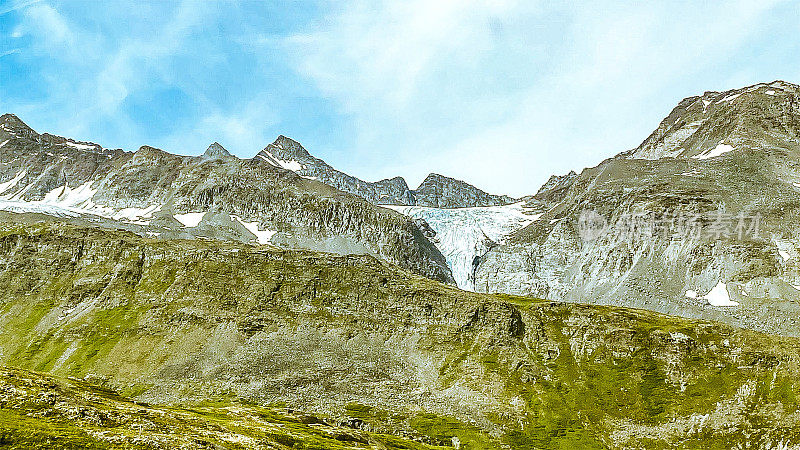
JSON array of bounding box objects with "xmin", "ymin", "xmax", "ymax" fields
[
  {"xmin": 766, "ymin": 90, "xmax": 776, "ymax": 96},
  {"xmin": 703, "ymin": 282, "xmax": 738, "ymax": 307},
  {"xmin": 232, "ymin": 215, "xmax": 276, "ymax": 245},
  {"xmin": 7, "ymin": 182, "xmax": 32, "ymax": 201},
  {"xmin": 42, "ymin": 182, "xmax": 97, "ymax": 207},
  {"xmin": 0, "ymin": 175, "xmax": 171, "ymax": 226},
  {"xmin": 693, "ymin": 143, "xmax": 734, "ymax": 160},
  {"xmin": 65, "ymin": 142, "xmax": 97, "ymax": 151},
  {"xmin": 0, "ymin": 170, "xmax": 26, "ymax": 196},
  {"xmin": 257, "ymin": 151, "xmax": 304, "ymax": 172},
  {"xmin": 720, "ymin": 93, "xmax": 741, "ymax": 103},
  {"xmin": 174, "ymin": 212, "xmax": 206, "ymax": 228},
  {"xmin": 779, "ymin": 250, "xmax": 792, "ymax": 262},
  {"xmin": 685, "ymin": 290, "xmax": 698, "ymax": 299},
  {"xmin": 0, "ymin": 201, "xmax": 83, "ymax": 218},
  {"xmin": 111, "ymin": 204, "xmax": 160, "ymax": 224},
  {"xmin": 636, "ymin": 119, "xmax": 706, "ymax": 159},
  {"xmin": 0, "ymin": 179, "xmax": 163, "ymax": 225},
  {"xmin": 0, "ymin": 139, "xmax": 8, "ymax": 149}
]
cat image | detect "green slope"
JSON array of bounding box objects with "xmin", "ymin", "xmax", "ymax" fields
[
  {"xmin": 1, "ymin": 214, "xmax": 800, "ymax": 448},
  {"xmin": 0, "ymin": 366, "xmax": 452, "ymax": 449}
]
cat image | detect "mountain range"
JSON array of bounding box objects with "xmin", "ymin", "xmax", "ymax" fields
[
  {"xmin": 256, "ymin": 135, "xmax": 514, "ymax": 208},
  {"xmin": 3, "ymin": 81, "xmax": 800, "ymax": 335},
  {"xmin": 3, "ymin": 80, "xmax": 800, "ymax": 448}
]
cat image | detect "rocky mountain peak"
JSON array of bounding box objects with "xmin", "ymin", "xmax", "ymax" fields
[
  {"xmin": 203, "ymin": 142, "xmax": 232, "ymax": 159},
  {"xmin": 269, "ymin": 135, "xmax": 312, "ymax": 160},
  {"xmin": 252, "ymin": 137, "xmax": 511, "ymax": 208},
  {"xmin": 415, "ymin": 172, "xmax": 514, "ymax": 208},
  {"xmin": 252, "ymin": 135, "xmax": 313, "ymax": 172},
  {"xmin": 377, "ymin": 176, "xmax": 410, "ymax": 191},
  {"xmin": 0, "ymin": 113, "xmax": 38, "ymax": 140},
  {"xmin": 536, "ymin": 170, "xmax": 577, "ymax": 196},
  {"xmin": 532, "ymin": 170, "xmax": 578, "ymax": 206},
  {"xmin": 132, "ymin": 145, "xmax": 173, "ymax": 162},
  {"xmin": 416, "ymin": 172, "xmax": 474, "ymax": 191},
  {"xmin": 418, "ymin": 172, "xmax": 448, "ymax": 185},
  {"xmin": 624, "ymin": 80, "xmax": 800, "ymax": 160}
]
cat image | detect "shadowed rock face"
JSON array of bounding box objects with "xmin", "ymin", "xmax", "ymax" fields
[
  {"xmin": 2, "ymin": 218, "xmax": 800, "ymax": 448},
  {"xmin": 255, "ymin": 135, "xmax": 514, "ymax": 207},
  {"xmin": 476, "ymin": 81, "xmax": 800, "ymax": 335},
  {"xmin": 0, "ymin": 114, "xmax": 454, "ymax": 284}
]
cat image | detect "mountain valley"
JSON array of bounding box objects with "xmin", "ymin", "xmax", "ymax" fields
[{"xmin": 3, "ymin": 81, "xmax": 800, "ymax": 449}]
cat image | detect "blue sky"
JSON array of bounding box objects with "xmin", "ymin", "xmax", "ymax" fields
[{"xmin": 1, "ymin": 0, "xmax": 799, "ymax": 197}]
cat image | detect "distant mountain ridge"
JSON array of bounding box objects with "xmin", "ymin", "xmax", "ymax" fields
[
  {"xmin": 0, "ymin": 113, "xmax": 454, "ymax": 284},
  {"xmin": 256, "ymin": 135, "xmax": 514, "ymax": 208}
]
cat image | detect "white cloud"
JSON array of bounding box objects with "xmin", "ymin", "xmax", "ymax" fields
[
  {"xmin": 288, "ymin": 0, "xmax": 793, "ymax": 196},
  {"xmin": 0, "ymin": 0, "xmax": 41, "ymax": 16},
  {"xmin": 8, "ymin": 1, "xmax": 223, "ymax": 145},
  {"xmin": 16, "ymin": 4, "xmax": 77, "ymax": 52},
  {"xmin": 291, "ymin": 0, "xmax": 522, "ymax": 111},
  {"xmin": 159, "ymin": 98, "xmax": 278, "ymax": 156}
]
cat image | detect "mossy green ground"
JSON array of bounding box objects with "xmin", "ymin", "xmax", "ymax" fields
[
  {"xmin": 1, "ymin": 220, "xmax": 800, "ymax": 448},
  {"xmin": 0, "ymin": 366, "xmax": 452, "ymax": 449}
]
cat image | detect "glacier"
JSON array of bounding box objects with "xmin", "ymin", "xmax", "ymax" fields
[{"xmin": 383, "ymin": 202, "xmax": 540, "ymax": 291}]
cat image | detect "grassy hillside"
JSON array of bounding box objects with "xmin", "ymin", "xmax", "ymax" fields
[
  {"xmin": 1, "ymin": 214, "xmax": 800, "ymax": 448},
  {"xmin": 0, "ymin": 366, "xmax": 453, "ymax": 449}
]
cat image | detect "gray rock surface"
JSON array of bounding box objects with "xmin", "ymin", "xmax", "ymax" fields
[
  {"xmin": 0, "ymin": 114, "xmax": 454, "ymax": 284},
  {"xmin": 476, "ymin": 81, "xmax": 800, "ymax": 335},
  {"xmin": 256, "ymin": 135, "xmax": 514, "ymax": 207}
]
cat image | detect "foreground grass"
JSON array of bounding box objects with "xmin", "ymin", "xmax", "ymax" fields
[{"xmin": 0, "ymin": 366, "xmax": 453, "ymax": 449}]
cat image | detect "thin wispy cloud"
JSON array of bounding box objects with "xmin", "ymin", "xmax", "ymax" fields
[
  {"xmin": 1, "ymin": 1, "xmax": 799, "ymax": 196},
  {"xmin": 0, "ymin": 0, "xmax": 41, "ymax": 15},
  {"xmin": 288, "ymin": 0, "xmax": 799, "ymax": 195},
  {"xmin": 0, "ymin": 48, "xmax": 21, "ymax": 58}
]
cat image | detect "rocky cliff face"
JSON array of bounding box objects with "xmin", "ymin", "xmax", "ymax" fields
[
  {"xmin": 2, "ymin": 217, "xmax": 800, "ymax": 448},
  {"xmin": 256, "ymin": 135, "xmax": 514, "ymax": 207},
  {"xmin": 413, "ymin": 173, "xmax": 514, "ymax": 208},
  {"xmin": 0, "ymin": 114, "xmax": 453, "ymax": 284},
  {"xmin": 475, "ymin": 81, "xmax": 800, "ymax": 335},
  {"xmin": 531, "ymin": 170, "xmax": 578, "ymax": 206},
  {"xmin": 622, "ymin": 80, "xmax": 800, "ymax": 160}
]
